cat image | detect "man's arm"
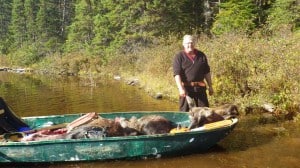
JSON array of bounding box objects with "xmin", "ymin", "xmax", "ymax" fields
[
  {"xmin": 174, "ymin": 75, "xmax": 186, "ymax": 97},
  {"xmin": 204, "ymin": 73, "xmax": 214, "ymax": 95}
]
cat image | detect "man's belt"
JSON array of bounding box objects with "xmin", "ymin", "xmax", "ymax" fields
[{"xmin": 182, "ymin": 81, "xmax": 206, "ymax": 87}]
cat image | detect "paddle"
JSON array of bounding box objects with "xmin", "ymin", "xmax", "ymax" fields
[
  {"xmin": 66, "ymin": 112, "xmax": 98, "ymax": 132},
  {"xmin": 190, "ymin": 119, "xmax": 236, "ymax": 131}
]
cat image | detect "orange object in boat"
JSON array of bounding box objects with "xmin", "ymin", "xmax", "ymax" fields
[{"xmin": 170, "ymin": 127, "xmax": 189, "ymax": 133}]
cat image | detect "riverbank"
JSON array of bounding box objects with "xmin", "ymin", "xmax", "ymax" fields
[
  {"xmin": 1, "ymin": 33, "xmax": 299, "ymax": 122},
  {"xmin": 1, "ymin": 71, "xmax": 299, "ymax": 168}
]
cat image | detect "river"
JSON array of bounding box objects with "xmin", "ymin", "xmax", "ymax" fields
[{"xmin": 0, "ymin": 71, "xmax": 299, "ymax": 168}]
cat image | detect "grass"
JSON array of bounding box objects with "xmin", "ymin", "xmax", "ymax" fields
[
  {"xmin": 111, "ymin": 32, "xmax": 300, "ymax": 114},
  {"xmin": 2, "ymin": 31, "xmax": 299, "ymax": 115}
]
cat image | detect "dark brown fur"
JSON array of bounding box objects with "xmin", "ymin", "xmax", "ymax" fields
[
  {"xmin": 90, "ymin": 118, "xmax": 122, "ymax": 136},
  {"xmin": 212, "ymin": 104, "xmax": 239, "ymax": 119},
  {"xmin": 119, "ymin": 115, "xmax": 175, "ymax": 135},
  {"xmin": 188, "ymin": 104, "xmax": 239, "ymax": 129},
  {"xmin": 66, "ymin": 116, "xmax": 139, "ymax": 139},
  {"xmin": 188, "ymin": 107, "xmax": 224, "ymax": 129},
  {"xmin": 186, "ymin": 96, "xmax": 239, "ymax": 129},
  {"xmin": 138, "ymin": 115, "xmax": 174, "ymax": 135}
]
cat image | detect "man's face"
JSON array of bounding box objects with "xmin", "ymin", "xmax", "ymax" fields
[{"xmin": 183, "ymin": 42, "xmax": 194, "ymax": 53}]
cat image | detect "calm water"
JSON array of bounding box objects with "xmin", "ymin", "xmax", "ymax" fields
[{"xmin": 0, "ymin": 72, "xmax": 299, "ymax": 168}]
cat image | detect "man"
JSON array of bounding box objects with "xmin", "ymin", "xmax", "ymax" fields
[{"xmin": 173, "ymin": 35, "xmax": 214, "ymax": 112}]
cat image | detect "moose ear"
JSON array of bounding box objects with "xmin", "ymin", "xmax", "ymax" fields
[{"xmin": 186, "ymin": 95, "xmax": 196, "ymax": 109}]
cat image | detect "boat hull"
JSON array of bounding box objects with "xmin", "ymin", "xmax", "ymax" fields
[{"xmin": 0, "ymin": 111, "xmax": 238, "ymax": 163}]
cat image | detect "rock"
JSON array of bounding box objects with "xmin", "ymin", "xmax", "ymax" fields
[
  {"xmin": 285, "ymin": 111, "xmax": 298, "ymax": 121},
  {"xmin": 262, "ymin": 103, "xmax": 276, "ymax": 113},
  {"xmin": 113, "ymin": 75, "xmax": 121, "ymax": 80},
  {"xmin": 272, "ymin": 127, "xmax": 286, "ymax": 132},
  {"xmin": 154, "ymin": 93, "xmax": 163, "ymax": 99},
  {"xmin": 126, "ymin": 79, "xmax": 139, "ymax": 86},
  {"xmin": 259, "ymin": 113, "xmax": 278, "ymax": 124}
]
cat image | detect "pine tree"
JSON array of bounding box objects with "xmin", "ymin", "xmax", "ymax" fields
[
  {"xmin": 65, "ymin": 0, "xmax": 96, "ymax": 53},
  {"xmin": 24, "ymin": 0, "xmax": 39, "ymax": 44},
  {"xmin": 91, "ymin": 0, "xmax": 208, "ymax": 54},
  {"xmin": 95, "ymin": 0, "xmax": 148, "ymax": 52},
  {"xmin": 59, "ymin": 0, "xmax": 76, "ymax": 40},
  {"xmin": 0, "ymin": 0, "xmax": 13, "ymax": 54},
  {"xmin": 212, "ymin": 0, "xmax": 257, "ymax": 35},
  {"xmin": 36, "ymin": 0, "xmax": 64, "ymax": 54},
  {"xmin": 266, "ymin": 0, "xmax": 300, "ymax": 32},
  {"xmin": 10, "ymin": 0, "xmax": 27, "ymax": 49}
]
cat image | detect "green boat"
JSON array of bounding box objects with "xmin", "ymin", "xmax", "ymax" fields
[{"xmin": 0, "ymin": 111, "xmax": 238, "ymax": 163}]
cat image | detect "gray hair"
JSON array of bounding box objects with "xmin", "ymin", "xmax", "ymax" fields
[{"xmin": 182, "ymin": 35, "xmax": 195, "ymax": 45}]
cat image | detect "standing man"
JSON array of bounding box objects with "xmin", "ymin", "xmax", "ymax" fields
[{"xmin": 173, "ymin": 35, "xmax": 214, "ymax": 112}]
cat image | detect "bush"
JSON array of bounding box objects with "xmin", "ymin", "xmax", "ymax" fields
[
  {"xmin": 8, "ymin": 45, "xmax": 41, "ymax": 66},
  {"xmin": 112, "ymin": 32, "xmax": 299, "ymax": 111}
]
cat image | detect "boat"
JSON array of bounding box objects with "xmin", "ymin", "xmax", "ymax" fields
[{"xmin": 0, "ymin": 111, "xmax": 238, "ymax": 163}]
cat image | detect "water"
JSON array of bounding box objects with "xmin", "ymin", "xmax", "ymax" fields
[
  {"xmin": 0, "ymin": 72, "xmax": 299, "ymax": 168},
  {"xmin": 0, "ymin": 72, "xmax": 177, "ymax": 116}
]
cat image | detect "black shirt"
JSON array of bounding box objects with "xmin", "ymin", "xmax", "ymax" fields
[{"xmin": 173, "ymin": 49, "xmax": 210, "ymax": 83}]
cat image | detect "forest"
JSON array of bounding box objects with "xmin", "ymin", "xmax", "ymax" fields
[{"xmin": 0, "ymin": 0, "xmax": 299, "ymax": 114}]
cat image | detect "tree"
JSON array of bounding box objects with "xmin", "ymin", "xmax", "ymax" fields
[
  {"xmin": 58, "ymin": 0, "xmax": 76, "ymax": 40},
  {"xmin": 253, "ymin": 0, "xmax": 273, "ymax": 27},
  {"xmin": 24, "ymin": 0, "xmax": 39, "ymax": 44},
  {"xmin": 266, "ymin": 0, "xmax": 300, "ymax": 32},
  {"xmin": 0, "ymin": 0, "xmax": 13, "ymax": 54},
  {"xmin": 91, "ymin": 0, "xmax": 210, "ymax": 54},
  {"xmin": 211, "ymin": 0, "xmax": 257, "ymax": 35},
  {"xmin": 10, "ymin": 0, "xmax": 27, "ymax": 49},
  {"xmin": 65, "ymin": 0, "xmax": 96, "ymax": 53},
  {"xmin": 92, "ymin": 0, "xmax": 151, "ymax": 53},
  {"xmin": 36, "ymin": 0, "xmax": 72, "ymax": 55}
]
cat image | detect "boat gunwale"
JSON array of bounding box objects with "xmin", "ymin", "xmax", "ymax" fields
[
  {"xmin": 22, "ymin": 111, "xmax": 190, "ymax": 119},
  {"xmin": 0, "ymin": 117, "xmax": 238, "ymax": 146}
]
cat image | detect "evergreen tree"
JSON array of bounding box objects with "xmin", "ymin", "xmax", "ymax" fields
[
  {"xmin": 266, "ymin": 0, "xmax": 300, "ymax": 32},
  {"xmin": 10, "ymin": 0, "xmax": 27, "ymax": 49},
  {"xmin": 211, "ymin": 0, "xmax": 257, "ymax": 35},
  {"xmin": 58, "ymin": 0, "xmax": 76, "ymax": 41},
  {"xmin": 178, "ymin": 0, "xmax": 206, "ymax": 34},
  {"xmin": 91, "ymin": 0, "xmax": 208, "ymax": 54},
  {"xmin": 24, "ymin": 0, "xmax": 39, "ymax": 44},
  {"xmin": 0, "ymin": 0, "xmax": 13, "ymax": 54},
  {"xmin": 91, "ymin": 0, "xmax": 112, "ymax": 54},
  {"xmin": 253, "ymin": 0, "xmax": 273, "ymax": 27},
  {"xmin": 36, "ymin": 0, "xmax": 63, "ymax": 54},
  {"xmin": 92, "ymin": 0, "xmax": 147, "ymax": 53},
  {"xmin": 65, "ymin": 0, "xmax": 96, "ymax": 53}
]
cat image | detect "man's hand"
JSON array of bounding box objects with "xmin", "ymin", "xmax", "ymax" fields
[
  {"xmin": 179, "ymin": 88, "xmax": 186, "ymax": 97},
  {"xmin": 208, "ymin": 87, "xmax": 214, "ymax": 96}
]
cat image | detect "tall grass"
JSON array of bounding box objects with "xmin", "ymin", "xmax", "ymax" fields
[
  {"xmin": 2, "ymin": 32, "xmax": 299, "ymax": 112},
  {"xmin": 111, "ymin": 32, "xmax": 300, "ymax": 112}
]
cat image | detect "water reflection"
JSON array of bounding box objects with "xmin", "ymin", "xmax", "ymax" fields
[
  {"xmin": 1, "ymin": 72, "xmax": 299, "ymax": 168},
  {"xmin": 0, "ymin": 72, "xmax": 177, "ymax": 117}
]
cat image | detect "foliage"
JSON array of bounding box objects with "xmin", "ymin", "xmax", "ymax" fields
[
  {"xmin": 108, "ymin": 32, "xmax": 299, "ymax": 112},
  {"xmin": 7, "ymin": 44, "xmax": 40, "ymax": 66},
  {"xmin": 65, "ymin": 0, "xmax": 95, "ymax": 53},
  {"xmin": 0, "ymin": 0, "xmax": 299, "ymax": 112},
  {"xmin": 2, "ymin": 0, "xmax": 299, "ymax": 64},
  {"xmin": 0, "ymin": 0, "xmax": 12, "ymax": 54},
  {"xmin": 195, "ymin": 33, "xmax": 299, "ymax": 110},
  {"xmin": 266, "ymin": 0, "xmax": 300, "ymax": 33},
  {"xmin": 10, "ymin": 0, "xmax": 27, "ymax": 49},
  {"xmin": 212, "ymin": 0, "xmax": 257, "ymax": 35}
]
